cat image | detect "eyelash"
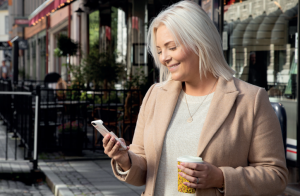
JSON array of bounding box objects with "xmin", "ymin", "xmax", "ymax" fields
[{"xmin": 157, "ymin": 47, "xmax": 176, "ymax": 55}]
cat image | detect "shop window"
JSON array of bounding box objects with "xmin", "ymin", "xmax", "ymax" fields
[
  {"xmin": 4, "ymin": 16, "xmax": 8, "ymax": 34},
  {"xmin": 40, "ymin": 37, "xmax": 46, "ymax": 79},
  {"xmin": 89, "ymin": 10, "xmax": 99, "ymax": 49},
  {"xmin": 26, "ymin": 42, "xmax": 30, "ymax": 79},
  {"xmin": 223, "ymin": 0, "xmax": 298, "ymax": 163},
  {"xmin": 32, "ymin": 41, "xmax": 36, "ymax": 80}
]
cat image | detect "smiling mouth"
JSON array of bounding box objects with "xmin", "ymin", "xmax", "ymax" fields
[{"xmin": 169, "ymin": 63, "xmax": 180, "ymax": 68}]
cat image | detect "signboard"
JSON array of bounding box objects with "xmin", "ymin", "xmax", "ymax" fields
[
  {"xmin": 232, "ymin": 48, "xmax": 236, "ymax": 69},
  {"xmin": 0, "ymin": 41, "xmax": 12, "ymax": 50},
  {"xmin": 295, "ymin": 33, "xmax": 298, "ymax": 63},
  {"xmin": 3, "ymin": 50, "xmax": 12, "ymax": 62},
  {"xmin": 18, "ymin": 40, "xmax": 28, "ymax": 50},
  {"xmin": 222, "ymin": 31, "xmax": 228, "ymax": 50},
  {"xmin": 15, "ymin": 17, "xmax": 29, "ymax": 27}
]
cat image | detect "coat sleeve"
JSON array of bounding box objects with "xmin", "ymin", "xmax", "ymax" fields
[
  {"xmin": 219, "ymin": 88, "xmax": 288, "ymax": 196},
  {"xmin": 111, "ymin": 84, "xmax": 156, "ymax": 186}
]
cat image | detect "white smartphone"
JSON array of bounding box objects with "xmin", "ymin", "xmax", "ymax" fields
[{"xmin": 91, "ymin": 120, "xmax": 127, "ymax": 150}]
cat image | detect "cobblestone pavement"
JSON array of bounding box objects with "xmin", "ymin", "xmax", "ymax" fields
[
  {"xmin": 0, "ymin": 180, "xmax": 53, "ymax": 196},
  {"xmin": 0, "ymin": 161, "xmax": 54, "ymax": 196},
  {"xmin": 41, "ymin": 159, "xmax": 295, "ymax": 196},
  {"xmin": 0, "ymin": 160, "xmax": 296, "ymax": 196},
  {"xmin": 0, "ymin": 161, "xmax": 31, "ymax": 173},
  {"xmin": 40, "ymin": 159, "xmax": 144, "ymax": 196},
  {"xmin": 42, "ymin": 161, "xmax": 103, "ymax": 196},
  {"xmin": 38, "ymin": 150, "xmax": 107, "ymax": 161}
]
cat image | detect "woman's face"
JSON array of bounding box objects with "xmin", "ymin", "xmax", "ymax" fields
[{"xmin": 156, "ymin": 24, "xmax": 200, "ymax": 82}]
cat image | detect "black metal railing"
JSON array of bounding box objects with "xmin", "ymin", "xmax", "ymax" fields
[
  {"xmin": 0, "ymin": 79, "xmax": 143, "ymax": 157},
  {"xmin": 37, "ymin": 87, "xmax": 142, "ymax": 153},
  {"xmin": 0, "ymin": 81, "xmax": 39, "ymax": 169},
  {"xmin": 0, "ymin": 80, "xmax": 13, "ymax": 129}
]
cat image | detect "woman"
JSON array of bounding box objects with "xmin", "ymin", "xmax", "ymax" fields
[
  {"xmin": 103, "ymin": 1, "xmax": 288, "ymax": 195},
  {"xmin": 56, "ymin": 77, "xmax": 68, "ymax": 100}
]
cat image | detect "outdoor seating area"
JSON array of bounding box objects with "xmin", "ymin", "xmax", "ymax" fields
[{"xmin": 0, "ymin": 79, "xmax": 142, "ymax": 158}]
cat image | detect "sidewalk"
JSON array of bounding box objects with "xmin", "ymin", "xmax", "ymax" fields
[
  {"xmin": 0, "ymin": 120, "xmax": 297, "ymax": 196},
  {"xmin": 0, "ymin": 118, "xmax": 144, "ymax": 196},
  {"xmin": 40, "ymin": 158, "xmax": 298, "ymax": 196},
  {"xmin": 0, "ymin": 161, "xmax": 54, "ymax": 196},
  {"xmin": 40, "ymin": 159, "xmax": 145, "ymax": 196},
  {"xmin": 0, "ymin": 159, "xmax": 296, "ymax": 196}
]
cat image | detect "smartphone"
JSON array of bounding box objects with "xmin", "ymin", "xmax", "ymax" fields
[{"xmin": 91, "ymin": 120, "xmax": 127, "ymax": 150}]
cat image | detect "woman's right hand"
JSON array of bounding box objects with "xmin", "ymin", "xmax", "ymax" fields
[{"xmin": 103, "ymin": 134, "xmax": 131, "ymax": 171}]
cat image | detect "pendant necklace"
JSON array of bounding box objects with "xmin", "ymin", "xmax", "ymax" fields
[{"xmin": 184, "ymin": 79, "xmax": 217, "ymax": 123}]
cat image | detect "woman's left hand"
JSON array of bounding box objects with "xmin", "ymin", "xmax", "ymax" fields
[{"xmin": 177, "ymin": 161, "xmax": 224, "ymax": 189}]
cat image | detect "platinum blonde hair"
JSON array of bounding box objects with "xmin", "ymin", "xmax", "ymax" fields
[{"xmin": 147, "ymin": 0, "xmax": 235, "ymax": 82}]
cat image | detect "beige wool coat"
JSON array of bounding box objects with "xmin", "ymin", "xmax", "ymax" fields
[{"xmin": 111, "ymin": 77, "xmax": 288, "ymax": 196}]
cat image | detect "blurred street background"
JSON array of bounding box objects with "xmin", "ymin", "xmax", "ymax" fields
[{"xmin": 0, "ymin": 0, "xmax": 299, "ymax": 195}]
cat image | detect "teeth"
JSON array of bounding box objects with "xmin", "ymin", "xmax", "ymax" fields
[{"xmin": 171, "ymin": 64, "xmax": 178, "ymax": 68}]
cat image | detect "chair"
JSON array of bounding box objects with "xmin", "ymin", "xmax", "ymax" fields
[
  {"xmin": 270, "ymin": 102, "xmax": 287, "ymax": 157},
  {"xmin": 121, "ymin": 90, "xmax": 143, "ymax": 145}
]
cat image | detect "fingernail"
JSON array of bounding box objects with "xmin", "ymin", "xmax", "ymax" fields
[
  {"xmin": 116, "ymin": 142, "xmax": 120, "ymax": 145},
  {"xmin": 177, "ymin": 165, "xmax": 181, "ymax": 169},
  {"xmin": 179, "ymin": 172, "xmax": 182, "ymax": 176},
  {"xmin": 180, "ymin": 163, "xmax": 185, "ymax": 166},
  {"xmin": 183, "ymin": 182, "xmax": 187, "ymax": 185}
]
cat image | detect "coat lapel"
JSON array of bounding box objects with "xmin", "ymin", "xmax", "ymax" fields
[
  {"xmin": 154, "ymin": 80, "xmax": 182, "ymax": 156},
  {"xmin": 197, "ymin": 77, "xmax": 239, "ymax": 156}
]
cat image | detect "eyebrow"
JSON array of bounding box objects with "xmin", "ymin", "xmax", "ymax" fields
[{"xmin": 156, "ymin": 41, "xmax": 175, "ymax": 49}]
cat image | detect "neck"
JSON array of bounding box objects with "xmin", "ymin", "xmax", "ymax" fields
[{"xmin": 183, "ymin": 73, "xmax": 218, "ymax": 96}]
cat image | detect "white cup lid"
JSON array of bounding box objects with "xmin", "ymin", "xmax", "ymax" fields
[{"xmin": 177, "ymin": 156, "xmax": 203, "ymax": 163}]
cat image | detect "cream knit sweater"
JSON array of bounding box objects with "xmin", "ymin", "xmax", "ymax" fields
[{"xmin": 153, "ymin": 90, "xmax": 213, "ymax": 196}]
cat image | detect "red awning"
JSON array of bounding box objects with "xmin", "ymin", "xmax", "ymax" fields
[
  {"xmin": 29, "ymin": 0, "xmax": 73, "ymax": 26},
  {"xmin": 54, "ymin": 0, "xmax": 69, "ymax": 8}
]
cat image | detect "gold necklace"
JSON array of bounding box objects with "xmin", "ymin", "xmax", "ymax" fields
[{"xmin": 184, "ymin": 80, "xmax": 217, "ymax": 123}]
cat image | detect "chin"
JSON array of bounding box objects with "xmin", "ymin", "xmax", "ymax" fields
[{"xmin": 171, "ymin": 74, "xmax": 184, "ymax": 82}]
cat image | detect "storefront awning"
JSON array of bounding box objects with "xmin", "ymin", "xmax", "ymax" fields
[{"xmin": 28, "ymin": 0, "xmax": 74, "ymax": 26}]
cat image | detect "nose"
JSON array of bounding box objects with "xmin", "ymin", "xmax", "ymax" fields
[{"xmin": 160, "ymin": 50, "xmax": 171, "ymax": 65}]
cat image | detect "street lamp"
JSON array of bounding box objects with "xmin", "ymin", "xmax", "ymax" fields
[
  {"xmin": 75, "ymin": 7, "xmax": 84, "ymax": 16},
  {"xmin": 75, "ymin": 7, "xmax": 84, "ymax": 63}
]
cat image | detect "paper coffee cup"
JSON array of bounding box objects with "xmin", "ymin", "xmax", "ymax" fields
[{"xmin": 177, "ymin": 156, "xmax": 203, "ymax": 194}]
